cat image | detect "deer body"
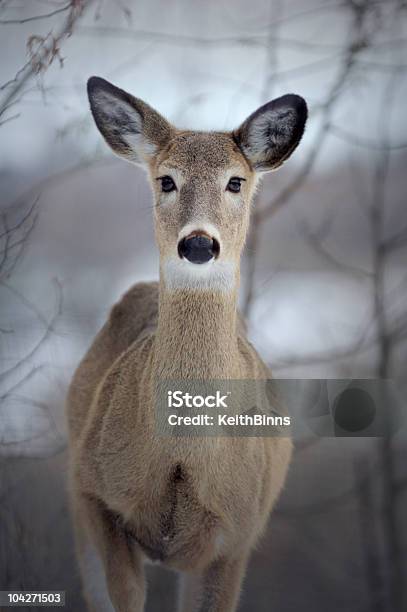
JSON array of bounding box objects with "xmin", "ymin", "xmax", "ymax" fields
[{"xmin": 67, "ymin": 78, "xmax": 307, "ymax": 611}]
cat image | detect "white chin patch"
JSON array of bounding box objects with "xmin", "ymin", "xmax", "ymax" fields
[{"xmin": 163, "ymin": 258, "xmax": 236, "ymax": 292}]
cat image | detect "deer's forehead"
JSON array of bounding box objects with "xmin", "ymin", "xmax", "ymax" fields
[{"xmin": 157, "ymin": 132, "xmax": 249, "ymax": 175}]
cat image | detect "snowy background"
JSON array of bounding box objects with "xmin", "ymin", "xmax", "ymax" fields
[{"xmin": 0, "ymin": 1, "xmax": 406, "ymax": 611}]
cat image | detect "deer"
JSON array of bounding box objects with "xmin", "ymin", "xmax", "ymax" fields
[{"xmin": 66, "ymin": 75, "xmax": 307, "ymax": 612}]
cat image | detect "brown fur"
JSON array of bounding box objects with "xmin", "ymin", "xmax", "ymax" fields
[{"xmin": 67, "ymin": 77, "xmax": 307, "ymax": 611}]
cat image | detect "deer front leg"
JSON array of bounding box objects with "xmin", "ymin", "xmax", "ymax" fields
[
  {"xmin": 178, "ymin": 555, "xmax": 249, "ymax": 612},
  {"xmin": 74, "ymin": 493, "xmax": 146, "ymax": 612}
]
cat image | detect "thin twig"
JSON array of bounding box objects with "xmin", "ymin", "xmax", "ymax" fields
[{"xmin": 0, "ymin": 2, "xmax": 71, "ymax": 24}]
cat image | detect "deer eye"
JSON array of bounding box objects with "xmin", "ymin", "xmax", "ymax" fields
[
  {"xmin": 227, "ymin": 177, "xmax": 244, "ymax": 193},
  {"xmin": 158, "ymin": 176, "xmax": 176, "ymax": 193}
]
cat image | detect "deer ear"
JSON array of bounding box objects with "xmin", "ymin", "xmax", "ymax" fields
[
  {"xmin": 87, "ymin": 76, "xmax": 174, "ymax": 164},
  {"xmin": 234, "ymin": 94, "xmax": 307, "ymax": 172}
]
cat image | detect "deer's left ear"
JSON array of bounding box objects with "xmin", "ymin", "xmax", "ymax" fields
[{"xmin": 233, "ymin": 94, "xmax": 307, "ymax": 172}]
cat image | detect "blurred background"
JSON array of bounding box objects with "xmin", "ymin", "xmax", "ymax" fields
[{"xmin": 0, "ymin": 0, "xmax": 406, "ymax": 610}]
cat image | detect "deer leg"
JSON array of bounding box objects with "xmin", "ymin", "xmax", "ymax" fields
[
  {"xmin": 74, "ymin": 493, "xmax": 146, "ymax": 612},
  {"xmin": 177, "ymin": 555, "xmax": 249, "ymax": 612}
]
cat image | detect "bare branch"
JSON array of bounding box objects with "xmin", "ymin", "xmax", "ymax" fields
[
  {"xmin": 299, "ymin": 216, "xmax": 373, "ymax": 278},
  {"xmin": 381, "ymin": 224, "xmax": 407, "ymax": 252},
  {"xmin": 329, "ymin": 123, "xmax": 407, "ymax": 150},
  {"xmin": 0, "ymin": 60, "xmax": 30, "ymax": 92},
  {"xmin": 0, "ymin": 278, "xmax": 63, "ymax": 382},
  {"xmin": 243, "ymin": 0, "xmax": 407, "ymax": 324},
  {"xmin": 354, "ymin": 453, "xmax": 384, "ymax": 612},
  {"xmin": 0, "ymin": 196, "xmax": 40, "ymax": 279},
  {"xmin": 0, "ymin": 365, "xmax": 46, "ymax": 402},
  {"xmin": 0, "ymin": 2, "xmax": 71, "ymax": 24},
  {"xmin": 0, "ymin": 0, "xmax": 92, "ymax": 121},
  {"xmin": 276, "ymin": 454, "xmax": 380, "ymax": 518},
  {"xmin": 0, "ymin": 112, "xmax": 20, "ymax": 127}
]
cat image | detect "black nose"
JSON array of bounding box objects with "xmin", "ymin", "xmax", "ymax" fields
[{"xmin": 178, "ymin": 234, "xmax": 219, "ymax": 264}]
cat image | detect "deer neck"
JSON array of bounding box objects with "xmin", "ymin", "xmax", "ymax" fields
[{"xmin": 154, "ymin": 264, "xmax": 241, "ymax": 379}]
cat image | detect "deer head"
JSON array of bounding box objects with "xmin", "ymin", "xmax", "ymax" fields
[{"xmin": 87, "ymin": 76, "xmax": 307, "ymax": 291}]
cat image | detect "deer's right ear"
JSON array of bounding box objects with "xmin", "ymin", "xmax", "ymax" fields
[{"xmin": 87, "ymin": 76, "xmax": 174, "ymax": 165}]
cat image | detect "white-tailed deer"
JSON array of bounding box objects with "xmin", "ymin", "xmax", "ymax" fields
[{"xmin": 67, "ymin": 76, "xmax": 307, "ymax": 612}]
